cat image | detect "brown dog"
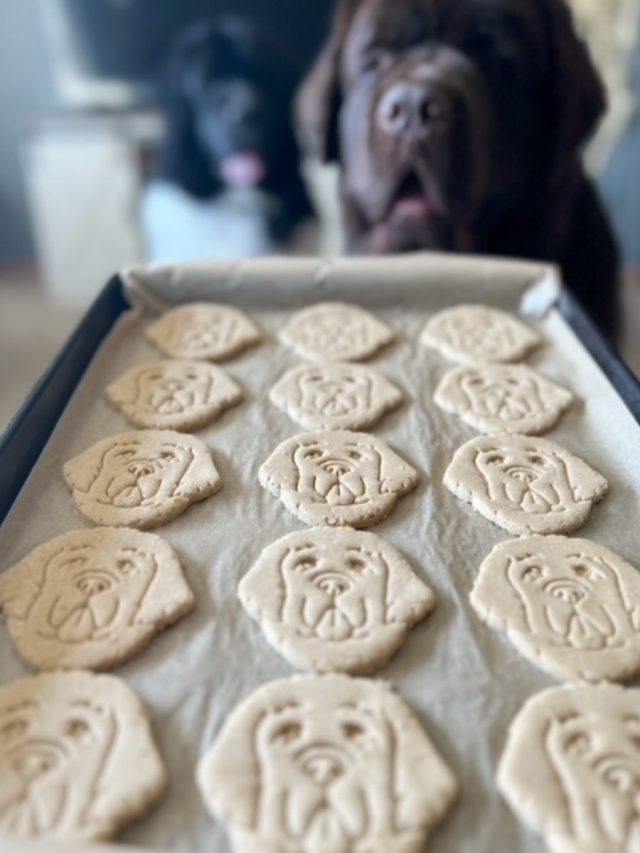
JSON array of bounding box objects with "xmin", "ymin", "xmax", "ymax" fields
[{"xmin": 297, "ymin": 0, "xmax": 619, "ymax": 332}]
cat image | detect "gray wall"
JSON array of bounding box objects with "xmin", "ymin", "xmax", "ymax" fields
[{"xmin": 0, "ymin": 0, "xmax": 61, "ymax": 264}]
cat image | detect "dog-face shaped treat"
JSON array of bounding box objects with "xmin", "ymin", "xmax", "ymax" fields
[
  {"xmin": 421, "ymin": 305, "xmax": 541, "ymax": 365},
  {"xmin": 444, "ymin": 435, "xmax": 608, "ymax": 535},
  {"xmin": 259, "ymin": 431, "xmax": 418, "ymax": 528},
  {"xmin": 239, "ymin": 528, "xmax": 434, "ymax": 674},
  {"xmin": 472, "ymin": 537, "xmax": 640, "ymax": 683},
  {"xmin": 0, "ymin": 528, "xmax": 194, "ymax": 671},
  {"xmin": 106, "ymin": 360, "xmax": 243, "ymax": 431},
  {"xmin": 269, "ymin": 363, "xmax": 403, "ymax": 431},
  {"xmin": 145, "ymin": 303, "xmax": 261, "ymax": 361},
  {"xmin": 0, "ymin": 670, "xmax": 166, "ymax": 841},
  {"xmin": 434, "ymin": 364, "xmax": 573, "ymax": 435},
  {"xmin": 279, "ymin": 302, "xmax": 394, "ymax": 362},
  {"xmin": 498, "ymin": 683, "xmax": 640, "ymax": 853},
  {"xmin": 64, "ymin": 430, "xmax": 222, "ymax": 529},
  {"xmin": 198, "ymin": 674, "xmax": 457, "ymax": 853}
]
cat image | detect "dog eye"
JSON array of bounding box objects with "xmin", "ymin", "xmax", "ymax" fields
[
  {"xmin": 528, "ymin": 454, "xmax": 546, "ymax": 466},
  {"xmin": 563, "ymin": 732, "xmax": 591, "ymax": 756},
  {"xmin": 360, "ymin": 48, "xmax": 391, "ymax": 75},
  {"xmin": 271, "ymin": 722, "xmax": 302, "ymax": 744},
  {"xmin": 63, "ymin": 717, "xmax": 91, "ymax": 741},
  {"xmin": 302, "ymin": 447, "xmax": 323, "ymax": 460},
  {"xmin": 346, "ymin": 450, "xmax": 362, "ymax": 461},
  {"xmin": 1, "ymin": 719, "xmax": 27, "ymax": 740},
  {"xmin": 346, "ymin": 557, "xmax": 366, "ymax": 572},
  {"xmin": 484, "ymin": 452, "xmax": 504, "ymax": 465},
  {"xmin": 342, "ymin": 721, "xmax": 365, "ymax": 740},
  {"xmin": 521, "ymin": 565, "xmax": 543, "ymax": 582}
]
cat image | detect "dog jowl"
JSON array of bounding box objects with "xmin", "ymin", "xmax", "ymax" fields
[{"xmin": 297, "ymin": 0, "xmax": 619, "ymax": 331}]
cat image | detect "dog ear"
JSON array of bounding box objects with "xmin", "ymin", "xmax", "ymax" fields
[
  {"xmin": 545, "ymin": 0, "xmax": 606, "ymax": 183},
  {"xmin": 295, "ymin": 0, "xmax": 362, "ymax": 161},
  {"xmin": 64, "ymin": 447, "xmax": 102, "ymax": 493},
  {"xmin": 565, "ymin": 454, "xmax": 608, "ymax": 502},
  {"xmin": 0, "ymin": 561, "xmax": 41, "ymax": 620},
  {"xmin": 156, "ymin": 23, "xmax": 222, "ymax": 199}
]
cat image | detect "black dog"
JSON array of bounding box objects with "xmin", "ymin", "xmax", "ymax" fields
[
  {"xmin": 297, "ymin": 0, "xmax": 619, "ymax": 333},
  {"xmin": 154, "ymin": 16, "xmax": 310, "ymax": 249}
]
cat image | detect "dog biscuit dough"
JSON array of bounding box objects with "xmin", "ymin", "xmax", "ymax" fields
[
  {"xmin": 145, "ymin": 302, "xmax": 261, "ymax": 361},
  {"xmin": 434, "ymin": 364, "xmax": 573, "ymax": 435},
  {"xmin": 106, "ymin": 360, "xmax": 243, "ymax": 430},
  {"xmin": 279, "ymin": 302, "xmax": 394, "ymax": 362},
  {"xmin": 259, "ymin": 430, "xmax": 418, "ymax": 528},
  {"xmin": 0, "ymin": 670, "xmax": 166, "ymax": 841},
  {"xmin": 0, "ymin": 527, "xmax": 194, "ymax": 671},
  {"xmin": 421, "ymin": 304, "xmax": 541, "ymax": 365},
  {"xmin": 270, "ymin": 362, "xmax": 403, "ymax": 431},
  {"xmin": 444, "ymin": 434, "xmax": 608, "ymax": 535},
  {"xmin": 471, "ymin": 536, "xmax": 640, "ymax": 683},
  {"xmin": 197, "ymin": 674, "xmax": 457, "ymax": 853},
  {"xmin": 498, "ymin": 682, "xmax": 640, "ymax": 853},
  {"xmin": 64, "ymin": 429, "xmax": 222, "ymax": 529},
  {"xmin": 239, "ymin": 528, "xmax": 434, "ymax": 674}
]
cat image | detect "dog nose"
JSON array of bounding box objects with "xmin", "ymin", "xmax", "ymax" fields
[{"xmin": 377, "ymin": 81, "xmax": 452, "ymax": 138}]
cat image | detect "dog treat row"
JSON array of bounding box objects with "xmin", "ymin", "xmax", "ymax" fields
[{"xmin": 0, "ymin": 297, "xmax": 633, "ymax": 851}]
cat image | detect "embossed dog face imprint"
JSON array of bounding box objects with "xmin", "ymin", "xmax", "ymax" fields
[
  {"xmin": 0, "ymin": 528, "xmax": 194, "ymax": 671},
  {"xmin": 471, "ymin": 536, "xmax": 640, "ymax": 682},
  {"xmin": 145, "ymin": 303, "xmax": 261, "ymax": 361},
  {"xmin": 64, "ymin": 430, "xmax": 222, "ymax": 529},
  {"xmin": 279, "ymin": 302, "xmax": 394, "ymax": 362},
  {"xmin": 259, "ymin": 431, "xmax": 418, "ymax": 528},
  {"xmin": 270, "ymin": 363, "xmax": 403, "ymax": 431},
  {"xmin": 198, "ymin": 674, "xmax": 457, "ymax": 853},
  {"xmin": 498, "ymin": 683, "xmax": 640, "ymax": 853},
  {"xmin": 106, "ymin": 360, "xmax": 243, "ymax": 430},
  {"xmin": 239, "ymin": 528, "xmax": 434, "ymax": 673},
  {"xmin": 444, "ymin": 435, "xmax": 608, "ymax": 535},
  {"xmin": 434, "ymin": 364, "xmax": 573, "ymax": 435},
  {"xmin": 421, "ymin": 304, "xmax": 541, "ymax": 365},
  {"xmin": 0, "ymin": 671, "xmax": 166, "ymax": 840}
]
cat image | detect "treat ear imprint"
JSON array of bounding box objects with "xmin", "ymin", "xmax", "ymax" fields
[
  {"xmin": 444, "ymin": 434, "xmax": 608, "ymax": 535},
  {"xmin": 64, "ymin": 429, "xmax": 222, "ymax": 529},
  {"xmin": 498, "ymin": 682, "xmax": 640, "ymax": 853},
  {"xmin": 471, "ymin": 536, "xmax": 640, "ymax": 683},
  {"xmin": 434, "ymin": 364, "xmax": 573, "ymax": 435},
  {"xmin": 145, "ymin": 302, "xmax": 261, "ymax": 362},
  {"xmin": 197, "ymin": 674, "xmax": 457, "ymax": 853},
  {"xmin": 0, "ymin": 527, "xmax": 194, "ymax": 671},
  {"xmin": 269, "ymin": 362, "xmax": 404, "ymax": 431},
  {"xmin": 259, "ymin": 430, "xmax": 419, "ymax": 528},
  {"xmin": 106, "ymin": 360, "xmax": 243, "ymax": 431},
  {"xmin": 421, "ymin": 304, "xmax": 541, "ymax": 365},
  {"xmin": 279, "ymin": 302, "xmax": 394, "ymax": 362},
  {"xmin": 239, "ymin": 527, "xmax": 435, "ymax": 674},
  {"xmin": 0, "ymin": 670, "xmax": 166, "ymax": 841}
]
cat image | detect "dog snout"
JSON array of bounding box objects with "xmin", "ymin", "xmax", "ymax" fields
[{"xmin": 377, "ymin": 80, "xmax": 452, "ymax": 139}]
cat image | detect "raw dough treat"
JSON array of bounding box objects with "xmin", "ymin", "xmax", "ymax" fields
[
  {"xmin": 259, "ymin": 430, "xmax": 418, "ymax": 528},
  {"xmin": 0, "ymin": 670, "xmax": 166, "ymax": 841},
  {"xmin": 279, "ymin": 302, "xmax": 394, "ymax": 362},
  {"xmin": 0, "ymin": 527, "xmax": 194, "ymax": 671},
  {"xmin": 269, "ymin": 362, "xmax": 404, "ymax": 431},
  {"xmin": 444, "ymin": 434, "xmax": 608, "ymax": 535},
  {"xmin": 145, "ymin": 302, "xmax": 260, "ymax": 361},
  {"xmin": 421, "ymin": 304, "xmax": 541, "ymax": 365},
  {"xmin": 197, "ymin": 674, "xmax": 457, "ymax": 853},
  {"xmin": 106, "ymin": 360, "xmax": 243, "ymax": 430},
  {"xmin": 498, "ymin": 682, "xmax": 640, "ymax": 853},
  {"xmin": 64, "ymin": 429, "xmax": 222, "ymax": 529},
  {"xmin": 471, "ymin": 536, "xmax": 640, "ymax": 683},
  {"xmin": 239, "ymin": 528, "xmax": 434, "ymax": 674},
  {"xmin": 434, "ymin": 364, "xmax": 573, "ymax": 435}
]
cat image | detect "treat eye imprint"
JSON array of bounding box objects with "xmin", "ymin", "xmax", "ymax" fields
[{"xmin": 271, "ymin": 722, "xmax": 303, "ymax": 744}]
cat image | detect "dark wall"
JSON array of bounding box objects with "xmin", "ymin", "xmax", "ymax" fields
[{"xmin": 59, "ymin": 0, "xmax": 335, "ymax": 96}]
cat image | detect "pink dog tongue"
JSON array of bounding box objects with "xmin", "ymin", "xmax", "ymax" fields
[{"xmin": 219, "ymin": 152, "xmax": 266, "ymax": 187}]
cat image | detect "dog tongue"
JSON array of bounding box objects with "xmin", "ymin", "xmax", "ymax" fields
[{"xmin": 220, "ymin": 152, "xmax": 266, "ymax": 187}]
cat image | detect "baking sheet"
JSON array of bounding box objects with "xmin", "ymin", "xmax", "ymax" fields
[{"xmin": 1, "ymin": 253, "xmax": 640, "ymax": 853}]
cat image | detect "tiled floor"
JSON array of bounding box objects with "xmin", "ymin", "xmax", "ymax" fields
[{"xmin": 1, "ymin": 266, "xmax": 639, "ymax": 432}]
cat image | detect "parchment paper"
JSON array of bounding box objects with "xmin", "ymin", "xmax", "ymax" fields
[{"xmin": 1, "ymin": 252, "xmax": 639, "ymax": 853}]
